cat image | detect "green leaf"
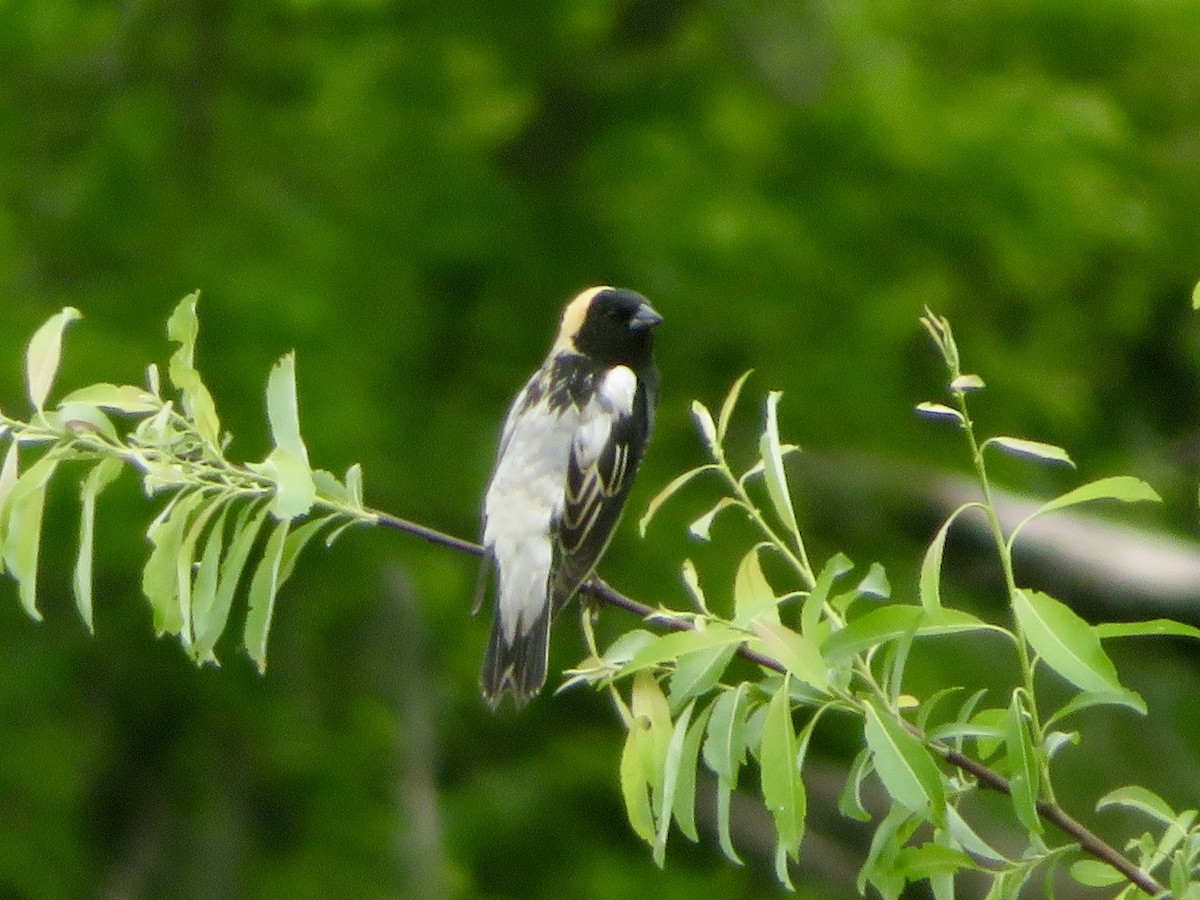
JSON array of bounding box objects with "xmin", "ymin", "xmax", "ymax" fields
[
  {"xmin": 857, "ymin": 562, "xmax": 890, "ymax": 599},
  {"xmin": 717, "ymin": 370, "xmax": 753, "ymax": 444},
  {"xmin": 920, "ymin": 503, "xmax": 984, "ymax": 613},
  {"xmin": 759, "ymin": 391, "xmax": 801, "ymax": 540},
  {"xmin": 189, "ymin": 503, "xmax": 228, "ymax": 663},
  {"xmin": 1009, "ymin": 476, "xmax": 1161, "ymax": 548},
  {"xmin": 0, "ymin": 440, "xmax": 20, "ymax": 566},
  {"xmin": 983, "ymin": 436, "xmax": 1075, "ymax": 467},
  {"xmin": 278, "ymin": 514, "xmax": 334, "ymax": 585},
  {"xmin": 950, "ymin": 374, "xmax": 985, "ymax": 392},
  {"xmin": 142, "ymin": 492, "xmax": 205, "ymax": 636},
  {"xmin": 166, "ymin": 292, "xmax": 221, "ymax": 449},
  {"xmin": 858, "ymin": 802, "xmax": 916, "ymax": 898},
  {"xmin": 312, "ymin": 469, "xmax": 349, "ymax": 504},
  {"xmin": 679, "ymin": 559, "xmax": 707, "ymax": 613},
  {"xmin": 654, "ymin": 699, "xmax": 697, "ymax": 866},
  {"xmin": 714, "ymin": 778, "xmax": 742, "ymax": 865},
  {"xmin": 668, "ymin": 642, "xmax": 739, "ymax": 711},
  {"xmin": 702, "ymin": 683, "xmax": 749, "ymax": 784},
  {"xmin": 915, "ymin": 402, "xmax": 964, "ymax": 425},
  {"xmin": 2, "ymin": 455, "xmax": 61, "ymax": 620},
  {"xmin": 751, "ymin": 620, "xmax": 828, "ymax": 691},
  {"xmin": 73, "ymin": 457, "xmax": 123, "ymax": 633},
  {"xmin": 760, "ymin": 675, "xmax": 805, "ymax": 888},
  {"xmin": 838, "ymin": 749, "xmax": 873, "ymax": 822},
  {"xmin": 620, "ymin": 701, "xmax": 657, "ymax": 846},
  {"xmin": 25, "ymin": 307, "xmax": 82, "ymax": 412},
  {"xmin": 1005, "ymin": 693, "xmax": 1042, "ymax": 834},
  {"xmin": 1193, "ymin": 281, "xmax": 1200, "ymax": 310},
  {"xmin": 690, "ymin": 401, "xmax": 717, "ymax": 455},
  {"xmin": 894, "ymin": 843, "xmax": 978, "ymax": 881},
  {"xmin": 265, "ymin": 353, "xmax": 309, "ymax": 463},
  {"xmin": 945, "ymin": 805, "xmax": 1008, "ymax": 864},
  {"xmin": 1045, "ymin": 689, "xmax": 1147, "ymax": 727},
  {"xmin": 733, "ymin": 545, "xmax": 778, "ymax": 626},
  {"xmin": 1095, "ymin": 785, "xmax": 1177, "ymax": 825},
  {"xmin": 1095, "ymin": 619, "xmax": 1200, "ymax": 641},
  {"xmin": 638, "ymin": 465, "xmax": 716, "ymax": 536},
  {"xmin": 823, "ymin": 606, "xmax": 1002, "ymax": 666},
  {"xmin": 671, "ymin": 701, "xmax": 713, "ymax": 843},
  {"xmin": 345, "ymin": 463, "xmax": 364, "ymax": 509},
  {"xmin": 863, "ymin": 700, "xmax": 946, "ymax": 826},
  {"xmin": 53, "ymin": 401, "xmax": 119, "ymax": 443},
  {"xmin": 801, "ymin": 552, "xmax": 853, "ymax": 638},
  {"xmin": 253, "ymin": 447, "xmax": 316, "ymax": 521},
  {"xmin": 244, "ymin": 517, "xmax": 292, "ymax": 672},
  {"xmin": 1069, "ymin": 860, "xmax": 1125, "ymax": 888},
  {"xmin": 687, "ymin": 496, "xmax": 737, "ymax": 541},
  {"xmin": 194, "ymin": 501, "xmax": 270, "ymax": 661},
  {"xmin": 1013, "ymin": 589, "xmax": 1126, "ymax": 695},
  {"xmin": 621, "ymin": 624, "xmax": 744, "ymax": 677},
  {"xmin": 59, "ymin": 383, "xmax": 159, "ymax": 414}
]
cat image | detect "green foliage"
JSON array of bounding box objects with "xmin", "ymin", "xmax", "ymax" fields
[{"xmin": 0, "ymin": 298, "xmax": 372, "ymax": 671}]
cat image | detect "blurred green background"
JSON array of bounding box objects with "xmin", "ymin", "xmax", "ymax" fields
[{"xmin": 3, "ymin": 1, "xmax": 1200, "ymax": 897}]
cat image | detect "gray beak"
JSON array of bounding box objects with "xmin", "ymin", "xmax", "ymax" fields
[{"xmin": 629, "ymin": 303, "xmax": 663, "ymax": 331}]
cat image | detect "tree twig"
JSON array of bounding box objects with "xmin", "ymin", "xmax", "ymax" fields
[{"xmin": 371, "ymin": 508, "xmax": 1165, "ymax": 897}]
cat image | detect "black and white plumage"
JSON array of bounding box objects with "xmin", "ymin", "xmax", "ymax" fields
[{"xmin": 476, "ymin": 286, "xmax": 662, "ymax": 709}]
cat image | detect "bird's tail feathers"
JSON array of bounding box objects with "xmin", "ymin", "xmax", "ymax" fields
[{"xmin": 480, "ymin": 607, "xmax": 550, "ymax": 709}]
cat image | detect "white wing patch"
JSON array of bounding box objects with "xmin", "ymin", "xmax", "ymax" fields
[{"xmin": 599, "ymin": 365, "xmax": 637, "ymax": 416}]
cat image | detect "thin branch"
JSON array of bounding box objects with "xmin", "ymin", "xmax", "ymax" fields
[{"xmin": 375, "ymin": 510, "xmax": 1165, "ymax": 897}]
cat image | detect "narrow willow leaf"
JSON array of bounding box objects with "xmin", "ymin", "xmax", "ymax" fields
[
  {"xmin": 176, "ymin": 497, "xmax": 231, "ymax": 652},
  {"xmin": 1010, "ymin": 476, "xmax": 1162, "ymax": 548},
  {"xmin": 822, "ymin": 606, "xmax": 1002, "ymax": 666},
  {"xmin": 915, "ymin": 402, "xmax": 964, "ymax": 425},
  {"xmin": 73, "ymin": 457, "xmax": 123, "ymax": 633},
  {"xmin": 1094, "ymin": 619, "xmax": 1200, "ymax": 641},
  {"xmin": 702, "ymin": 682, "xmax": 749, "ymax": 784},
  {"xmin": 687, "ymin": 496, "xmax": 737, "ymax": 541},
  {"xmin": 621, "ymin": 624, "xmax": 744, "ymax": 677},
  {"xmin": 950, "ymin": 374, "xmax": 985, "ymax": 392},
  {"xmin": 984, "ymin": 436, "xmax": 1075, "ymax": 467},
  {"xmin": 244, "ymin": 518, "xmax": 292, "ymax": 672},
  {"xmin": 638, "ymin": 465, "xmax": 716, "ymax": 536},
  {"xmin": 142, "ymin": 491, "xmax": 205, "ymax": 636},
  {"xmin": 25, "ymin": 307, "xmax": 82, "ymax": 412},
  {"xmin": 2, "ymin": 455, "xmax": 61, "ymax": 620},
  {"xmin": 278, "ymin": 514, "xmax": 335, "ymax": 585},
  {"xmin": 1006, "ymin": 694, "xmax": 1042, "ymax": 834},
  {"xmin": 838, "ymin": 749, "xmax": 873, "ymax": 822},
  {"xmin": 863, "ymin": 700, "xmax": 946, "ymax": 826},
  {"xmin": 166, "ymin": 292, "xmax": 221, "ymax": 448},
  {"xmin": 620, "ymin": 709, "xmax": 656, "ymax": 846},
  {"xmin": 751, "ymin": 620, "xmax": 828, "ymax": 691},
  {"xmin": 654, "ymin": 700, "xmax": 697, "ymax": 866},
  {"xmin": 945, "ymin": 805, "xmax": 1008, "ymax": 864},
  {"xmin": 632, "ymin": 671, "xmax": 673, "ymax": 829},
  {"xmin": 759, "ymin": 391, "xmax": 801, "ymax": 540},
  {"xmin": 690, "ymin": 401, "xmax": 717, "ymax": 455},
  {"xmin": 668, "ymin": 642, "xmax": 739, "ymax": 711},
  {"xmin": 1193, "ymin": 281, "xmax": 1200, "ymax": 310},
  {"xmin": 1095, "ymin": 785, "xmax": 1177, "ymax": 825},
  {"xmin": 733, "ymin": 545, "xmax": 779, "ymax": 626},
  {"xmin": 680, "ymin": 559, "xmax": 707, "ymax": 613},
  {"xmin": 801, "ymin": 552, "xmax": 853, "ymax": 638},
  {"xmin": 920, "ymin": 503, "xmax": 984, "ymax": 613},
  {"xmin": 60, "ymin": 383, "xmax": 159, "ymax": 414},
  {"xmin": 858, "ymin": 803, "xmax": 915, "ymax": 897},
  {"xmin": 190, "ymin": 504, "xmax": 229, "ymax": 663},
  {"xmin": 672, "ymin": 702, "xmax": 714, "ymax": 843},
  {"xmin": 857, "ymin": 562, "xmax": 891, "ymax": 599},
  {"xmin": 195, "ymin": 501, "xmax": 270, "ymax": 660},
  {"xmin": 0, "ymin": 440, "xmax": 20, "ymax": 565},
  {"xmin": 760, "ymin": 675, "xmax": 804, "ymax": 887},
  {"xmin": 312, "ymin": 469, "xmax": 349, "ymax": 504},
  {"xmin": 895, "ymin": 843, "xmax": 978, "ymax": 881},
  {"xmin": 265, "ymin": 352, "xmax": 310, "ymax": 465},
  {"xmin": 717, "ymin": 370, "xmax": 753, "ymax": 444},
  {"xmin": 602, "ymin": 630, "xmax": 657, "ymax": 667},
  {"xmin": 714, "ymin": 778, "xmax": 742, "ymax": 865},
  {"xmin": 1013, "ymin": 590, "xmax": 1124, "ymax": 695},
  {"xmin": 54, "ymin": 401, "xmax": 119, "ymax": 442},
  {"xmin": 1045, "ymin": 689, "xmax": 1147, "ymax": 728},
  {"xmin": 345, "ymin": 463, "xmax": 364, "ymax": 508}
]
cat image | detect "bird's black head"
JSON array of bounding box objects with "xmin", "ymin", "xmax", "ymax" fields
[{"xmin": 557, "ymin": 286, "xmax": 662, "ymax": 370}]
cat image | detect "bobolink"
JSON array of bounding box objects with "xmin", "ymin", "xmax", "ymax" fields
[{"xmin": 476, "ymin": 286, "xmax": 662, "ymax": 708}]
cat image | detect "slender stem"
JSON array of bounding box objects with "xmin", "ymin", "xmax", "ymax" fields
[{"xmin": 377, "ymin": 514, "xmax": 1162, "ymax": 896}]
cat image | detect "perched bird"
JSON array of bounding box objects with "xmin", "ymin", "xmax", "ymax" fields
[{"xmin": 476, "ymin": 286, "xmax": 662, "ymax": 708}]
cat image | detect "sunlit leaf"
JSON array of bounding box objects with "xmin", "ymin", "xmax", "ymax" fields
[
  {"xmin": 654, "ymin": 699, "xmax": 697, "ymax": 866},
  {"xmin": 751, "ymin": 620, "xmax": 828, "ymax": 691},
  {"xmin": 838, "ymin": 749, "xmax": 873, "ymax": 822},
  {"xmin": 142, "ymin": 491, "xmax": 205, "ymax": 636},
  {"xmin": 166, "ymin": 292, "xmax": 221, "ymax": 449},
  {"xmin": 702, "ymin": 682, "xmax": 749, "ymax": 784},
  {"xmin": 1096, "ymin": 785, "xmax": 1177, "ymax": 825},
  {"xmin": 863, "ymin": 700, "xmax": 946, "ymax": 827},
  {"xmin": 717, "ymin": 370, "xmax": 753, "ymax": 444},
  {"xmin": 822, "ymin": 606, "xmax": 1002, "ymax": 666},
  {"xmin": 0, "ymin": 440, "xmax": 20, "ymax": 564},
  {"xmin": 687, "ymin": 496, "xmax": 737, "ymax": 541},
  {"xmin": 1013, "ymin": 590, "xmax": 1126, "ymax": 696},
  {"xmin": 945, "ymin": 805, "xmax": 1007, "ymax": 864},
  {"xmin": 54, "ymin": 401, "xmax": 119, "ymax": 442},
  {"xmin": 252, "ymin": 447, "xmax": 316, "ymax": 521},
  {"xmin": 345, "ymin": 463, "xmax": 364, "ymax": 509},
  {"xmin": 1094, "ymin": 619, "xmax": 1200, "ymax": 641},
  {"xmin": 25, "ymin": 307, "xmax": 82, "ymax": 412},
  {"xmin": 194, "ymin": 501, "xmax": 270, "ymax": 661},
  {"xmin": 190, "ymin": 504, "xmax": 229, "ymax": 663},
  {"xmin": 244, "ymin": 517, "xmax": 291, "ymax": 672},
  {"xmin": 984, "ymin": 436, "xmax": 1074, "ymax": 467},
  {"xmin": 759, "ymin": 391, "xmax": 801, "ymax": 541},
  {"xmin": 620, "ymin": 623, "xmax": 744, "ymax": 677},
  {"xmin": 733, "ymin": 545, "xmax": 778, "ymax": 626},
  {"xmin": 690, "ymin": 400, "xmax": 717, "ymax": 455},
  {"xmin": 2, "ymin": 455, "xmax": 61, "ymax": 620},
  {"xmin": 73, "ymin": 457, "xmax": 123, "ymax": 633},
  {"xmin": 671, "ymin": 701, "xmax": 714, "ymax": 843},
  {"xmin": 760, "ymin": 676, "xmax": 805, "ymax": 888},
  {"xmin": 59, "ymin": 383, "xmax": 159, "ymax": 414},
  {"xmin": 668, "ymin": 642, "xmax": 739, "ymax": 711},
  {"xmin": 857, "ymin": 561, "xmax": 890, "ymax": 599},
  {"xmin": 1009, "ymin": 476, "xmax": 1161, "ymax": 548},
  {"xmin": 915, "ymin": 402, "xmax": 964, "ymax": 425},
  {"xmin": 312, "ymin": 469, "xmax": 349, "ymax": 504},
  {"xmin": 1005, "ymin": 693, "xmax": 1042, "ymax": 834},
  {"xmin": 920, "ymin": 503, "xmax": 984, "ymax": 613},
  {"xmin": 679, "ymin": 559, "xmax": 707, "ymax": 613},
  {"xmin": 1069, "ymin": 861, "xmax": 1125, "ymax": 888},
  {"xmin": 801, "ymin": 552, "xmax": 852, "ymax": 637},
  {"xmin": 714, "ymin": 778, "xmax": 741, "ymax": 865},
  {"xmin": 950, "ymin": 374, "xmax": 985, "ymax": 392},
  {"xmin": 620, "ymin": 704, "xmax": 656, "ymax": 846}
]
